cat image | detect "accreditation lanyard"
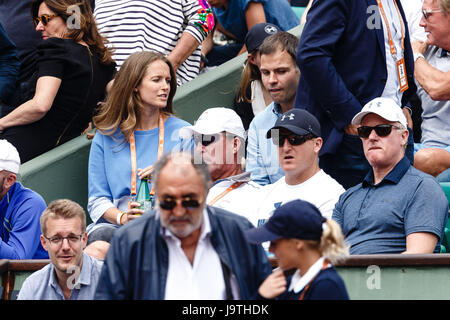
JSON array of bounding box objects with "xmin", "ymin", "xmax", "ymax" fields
[
  {"xmin": 129, "ymin": 114, "xmax": 165, "ymax": 196},
  {"xmin": 207, "ymin": 181, "xmax": 245, "ymax": 206},
  {"xmin": 376, "ymin": 0, "xmax": 409, "ymax": 92},
  {"xmin": 298, "ymin": 259, "xmax": 329, "ymax": 301}
]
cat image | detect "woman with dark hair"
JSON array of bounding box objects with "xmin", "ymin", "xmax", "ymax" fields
[
  {"xmin": 0, "ymin": 0, "xmax": 115, "ymax": 162},
  {"xmin": 87, "ymin": 51, "xmax": 192, "ymax": 234}
]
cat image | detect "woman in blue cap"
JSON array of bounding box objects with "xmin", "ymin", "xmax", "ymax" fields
[{"xmin": 246, "ymin": 199, "xmax": 350, "ymax": 300}]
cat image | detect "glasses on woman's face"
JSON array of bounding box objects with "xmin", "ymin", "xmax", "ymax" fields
[
  {"xmin": 34, "ymin": 14, "xmax": 58, "ymax": 27},
  {"xmin": 357, "ymin": 124, "xmax": 402, "ymax": 139},
  {"xmin": 158, "ymin": 196, "xmax": 202, "ymax": 211},
  {"xmin": 44, "ymin": 234, "xmax": 83, "ymax": 247}
]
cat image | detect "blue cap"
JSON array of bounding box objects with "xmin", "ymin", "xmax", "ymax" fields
[
  {"xmin": 245, "ymin": 23, "xmax": 281, "ymax": 53},
  {"xmin": 266, "ymin": 109, "xmax": 321, "ymax": 138},
  {"xmin": 245, "ymin": 199, "xmax": 326, "ymax": 243}
]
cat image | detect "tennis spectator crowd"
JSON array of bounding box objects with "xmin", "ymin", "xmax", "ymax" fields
[{"xmin": 0, "ymin": 0, "xmax": 449, "ymax": 301}]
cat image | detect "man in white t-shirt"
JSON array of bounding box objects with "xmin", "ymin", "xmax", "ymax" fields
[
  {"xmin": 180, "ymin": 108, "xmax": 262, "ymax": 225},
  {"xmin": 254, "ymin": 109, "xmax": 345, "ymax": 227}
]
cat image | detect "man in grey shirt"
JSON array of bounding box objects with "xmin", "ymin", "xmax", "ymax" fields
[
  {"xmin": 17, "ymin": 199, "xmax": 103, "ymax": 300},
  {"xmin": 411, "ymin": 0, "xmax": 450, "ymax": 180}
]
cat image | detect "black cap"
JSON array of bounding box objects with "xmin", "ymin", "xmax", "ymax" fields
[
  {"xmin": 266, "ymin": 109, "xmax": 321, "ymax": 138},
  {"xmin": 245, "ymin": 23, "xmax": 281, "ymax": 53},
  {"xmin": 245, "ymin": 199, "xmax": 327, "ymax": 244}
]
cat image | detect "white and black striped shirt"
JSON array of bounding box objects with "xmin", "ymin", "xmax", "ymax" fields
[{"xmin": 94, "ymin": 0, "xmax": 213, "ymax": 85}]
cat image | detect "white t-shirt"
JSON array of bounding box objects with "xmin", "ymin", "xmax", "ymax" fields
[
  {"xmin": 207, "ymin": 175, "xmax": 262, "ymax": 226},
  {"xmin": 254, "ymin": 170, "xmax": 345, "ymax": 225}
]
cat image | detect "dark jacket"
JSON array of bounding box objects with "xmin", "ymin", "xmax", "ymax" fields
[
  {"xmin": 95, "ymin": 206, "xmax": 272, "ymax": 300},
  {"xmin": 295, "ymin": 0, "xmax": 416, "ymax": 156}
]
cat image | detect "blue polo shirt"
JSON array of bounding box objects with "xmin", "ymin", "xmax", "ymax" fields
[{"xmin": 332, "ymin": 157, "xmax": 448, "ymax": 254}]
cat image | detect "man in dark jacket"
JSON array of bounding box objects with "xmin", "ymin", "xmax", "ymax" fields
[{"xmin": 95, "ymin": 152, "xmax": 272, "ymax": 300}]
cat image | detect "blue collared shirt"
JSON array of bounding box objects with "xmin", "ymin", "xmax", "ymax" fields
[
  {"xmin": 246, "ymin": 102, "xmax": 284, "ymax": 186},
  {"xmin": 17, "ymin": 253, "xmax": 103, "ymax": 300},
  {"xmin": 332, "ymin": 157, "xmax": 448, "ymax": 254}
]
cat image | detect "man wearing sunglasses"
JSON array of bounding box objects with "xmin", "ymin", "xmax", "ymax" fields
[
  {"xmin": 180, "ymin": 107, "xmax": 262, "ymax": 226},
  {"xmin": 95, "ymin": 152, "xmax": 272, "ymax": 300},
  {"xmin": 295, "ymin": 0, "xmax": 417, "ymax": 190},
  {"xmin": 332, "ymin": 97, "xmax": 448, "ymax": 255},
  {"xmin": 410, "ymin": 0, "xmax": 450, "ymax": 181},
  {"xmin": 254, "ymin": 109, "xmax": 345, "ymax": 230}
]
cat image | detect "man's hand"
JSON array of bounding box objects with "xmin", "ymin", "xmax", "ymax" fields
[{"xmin": 344, "ymin": 123, "xmax": 359, "ymax": 136}]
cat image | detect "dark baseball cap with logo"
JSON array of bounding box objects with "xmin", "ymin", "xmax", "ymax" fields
[
  {"xmin": 245, "ymin": 23, "xmax": 281, "ymax": 53},
  {"xmin": 266, "ymin": 109, "xmax": 321, "ymax": 138},
  {"xmin": 245, "ymin": 199, "xmax": 327, "ymax": 243}
]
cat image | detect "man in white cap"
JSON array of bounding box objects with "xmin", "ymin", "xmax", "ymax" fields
[
  {"xmin": 332, "ymin": 97, "xmax": 448, "ymax": 255},
  {"xmin": 180, "ymin": 107, "xmax": 262, "ymax": 225},
  {"xmin": 0, "ymin": 139, "xmax": 48, "ymax": 259}
]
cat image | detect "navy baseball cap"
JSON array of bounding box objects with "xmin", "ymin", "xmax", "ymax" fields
[
  {"xmin": 245, "ymin": 23, "xmax": 281, "ymax": 53},
  {"xmin": 266, "ymin": 109, "xmax": 321, "ymax": 138},
  {"xmin": 245, "ymin": 199, "xmax": 326, "ymax": 244}
]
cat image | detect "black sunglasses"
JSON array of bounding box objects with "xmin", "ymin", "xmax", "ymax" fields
[
  {"xmin": 357, "ymin": 124, "xmax": 402, "ymax": 139},
  {"xmin": 34, "ymin": 14, "xmax": 58, "ymax": 26},
  {"xmin": 159, "ymin": 197, "xmax": 202, "ymax": 210},
  {"xmin": 193, "ymin": 134, "xmax": 220, "ymax": 147},
  {"xmin": 272, "ymin": 133, "xmax": 315, "ymax": 146}
]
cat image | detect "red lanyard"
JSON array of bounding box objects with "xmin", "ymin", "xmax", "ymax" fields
[
  {"xmin": 207, "ymin": 181, "xmax": 245, "ymax": 206},
  {"xmin": 129, "ymin": 114, "xmax": 165, "ymax": 196},
  {"xmin": 376, "ymin": 0, "xmax": 405, "ymax": 60},
  {"xmin": 298, "ymin": 259, "xmax": 329, "ymax": 300}
]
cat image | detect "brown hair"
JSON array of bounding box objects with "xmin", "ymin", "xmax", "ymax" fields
[
  {"xmin": 236, "ymin": 52, "xmax": 261, "ymax": 104},
  {"xmin": 259, "ymin": 31, "xmax": 299, "ymax": 65},
  {"xmin": 31, "ymin": 0, "xmax": 114, "ymax": 64},
  {"xmin": 40, "ymin": 199, "xmax": 87, "ymax": 236},
  {"xmin": 304, "ymin": 219, "xmax": 349, "ymax": 265},
  {"xmin": 92, "ymin": 51, "xmax": 177, "ymax": 143}
]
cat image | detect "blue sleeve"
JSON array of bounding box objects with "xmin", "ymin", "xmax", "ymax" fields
[
  {"xmin": 246, "ymin": 118, "xmax": 270, "ymax": 186},
  {"xmin": 0, "ymin": 194, "xmax": 47, "ymax": 259},
  {"xmin": 0, "ymin": 22, "xmax": 20, "ymax": 104},
  {"xmin": 296, "ymin": 0, "xmax": 362, "ymax": 129},
  {"xmin": 404, "ymin": 178, "xmax": 448, "ymax": 242},
  {"xmin": 88, "ymin": 133, "xmax": 115, "ymax": 223},
  {"xmin": 332, "ymin": 194, "xmax": 345, "ymax": 228}
]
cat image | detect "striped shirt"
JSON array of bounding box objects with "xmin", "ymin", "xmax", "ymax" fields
[{"xmin": 94, "ymin": 0, "xmax": 214, "ymax": 85}]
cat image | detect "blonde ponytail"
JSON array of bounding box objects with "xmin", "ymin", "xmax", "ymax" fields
[{"xmin": 319, "ymin": 219, "xmax": 349, "ymax": 264}]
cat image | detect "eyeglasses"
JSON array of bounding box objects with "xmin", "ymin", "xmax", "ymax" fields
[
  {"xmin": 33, "ymin": 14, "xmax": 58, "ymax": 26},
  {"xmin": 422, "ymin": 8, "xmax": 441, "ymax": 20},
  {"xmin": 44, "ymin": 234, "xmax": 83, "ymax": 246},
  {"xmin": 272, "ymin": 133, "xmax": 315, "ymax": 146},
  {"xmin": 357, "ymin": 124, "xmax": 402, "ymax": 139},
  {"xmin": 193, "ymin": 133, "xmax": 221, "ymax": 147},
  {"xmin": 158, "ymin": 196, "xmax": 202, "ymax": 210}
]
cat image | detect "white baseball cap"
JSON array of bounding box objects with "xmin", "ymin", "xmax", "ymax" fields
[
  {"xmin": 351, "ymin": 97, "xmax": 407, "ymax": 128},
  {"xmin": 179, "ymin": 107, "xmax": 246, "ymax": 140},
  {"xmin": 0, "ymin": 140, "xmax": 20, "ymax": 174}
]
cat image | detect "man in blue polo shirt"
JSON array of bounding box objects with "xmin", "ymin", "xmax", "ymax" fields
[
  {"xmin": 332, "ymin": 97, "xmax": 448, "ymax": 254},
  {"xmin": 0, "ymin": 139, "xmax": 48, "ymax": 259}
]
